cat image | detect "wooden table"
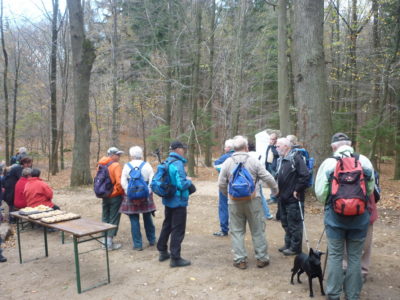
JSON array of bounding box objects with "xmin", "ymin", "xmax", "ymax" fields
[{"xmin": 11, "ymin": 212, "xmax": 117, "ymax": 294}]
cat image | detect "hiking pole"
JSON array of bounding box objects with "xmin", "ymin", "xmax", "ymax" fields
[
  {"xmin": 323, "ymin": 246, "xmax": 328, "ymax": 280},
  {"xmin": 316, "ymin": 227, "xmax": 326, "ymax": 251},
  {"xmin": 298, "ymin": 200, "xmax": 310, "ymax": 252}
]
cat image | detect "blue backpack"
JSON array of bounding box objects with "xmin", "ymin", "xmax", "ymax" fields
[
  {"xmin": 151, "ymin": 159, "xmax": 177, "ymax": 198},
  {"xmin": 290, "ymin": 148, "xmax": 314, "ymax": 187},
  {"xmin": 94, "ymin": 161, "xmax": 114, "ymax": 198},
  {"xmin": 228, "ymin": 157, "xmax": 255, "ymax": 201},
  {"xmin": 126, "ymin": 162, "xmax": 149, "ymax": 200}
]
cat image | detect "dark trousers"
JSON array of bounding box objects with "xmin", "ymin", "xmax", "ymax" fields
[
  {"xmin": 157, "ymin": 206, "xmax": 187, "ymax": 259},
  {"xmin": 280, "ymin": 201, "xmax": 304, "ymax": 253},
  {"xmin": 102, "ymin": 195, "xmax": 123, "ymax": 237}
]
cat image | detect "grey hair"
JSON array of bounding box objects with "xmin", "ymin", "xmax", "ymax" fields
[
  {"xmin": 233, "ymin": 135, "xmax": 248, "ymax": 151},
  {"xmin": 331, "ymin": 140, "xmax": 352, "ymax": 149},
  {"xmin": 19, "ymin": 147, "xmax": 27, "ymax": 154},
  {"xmin": 286, "ymin": 135, "xmax": 298, "ymax": 146},
  {"xmin": 224, "ymin": 139, "xmax": 234, "ymax": 150},
  {"xmin": 277, "ymin": 137, "xmax": 291, "ymax": 148},
  {"xmin": 129, "ymin": 146, "xmax": 143, "ymax": 159},
  {"xmin": 22, "ymin": 168, "xmax": 32, "ymax": 177}
]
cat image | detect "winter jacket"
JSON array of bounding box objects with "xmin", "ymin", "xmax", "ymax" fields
[
  {"xmin": 97, "ymin": 157, "xmax": 124, "ymax": 198},
  {"xmin": 14, "ymin": 177, "xmax": 28, "ymax": 209},
  {"xmin": 276, "ymin": 151, "xmax": 309, "ymax": 204},
  {"xmin": 3, "ymin": 165, "xmax": 23, "ymax": 207},
  {"xmin": 162, "ymin": 152, "xmax": 192, "ymax": 208},
  {"xmin": 214, "ymin": 150, "xmax": 234, "ymax": 172},
  {"xmin": 314, "ymin": 145, "xmax": 374, "ymax": 238},
  {"xmin": 24, "ymin": 177, "xmax": 54, "ymax": 208},
  {"xmin": 218, "ymin": 152, "xmax": 278, "ymax": 204}
]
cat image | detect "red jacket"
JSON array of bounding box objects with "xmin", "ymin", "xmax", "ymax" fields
[
  {"xmin": 14, "ymin": 177, "xmax": 28, "ymax": 209},
  {"xmin": 24, "ymin": 177, "xmax": 54, "ymax": 208}
]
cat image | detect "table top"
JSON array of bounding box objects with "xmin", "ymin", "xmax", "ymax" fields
[{"xmin": 11, "ymin": 212, "xmax": 117, "ymax": 238}]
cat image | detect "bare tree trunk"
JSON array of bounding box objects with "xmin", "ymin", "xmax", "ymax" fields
[
  {"xmin": 67, "ymin": 0, "xmax": 96, "ymax": 186},
  {"xmin": 231, "ymin": 0, "xmax": 246, "ymax": 137},
  {"xmin": 188, "ymin": 0, "xmax": 202, "ymax": 177},
  {"xmin": 139, "ymin": 98, "xmax": 147, "ymax": 161},
  {"xmin": 278, "ymin": 0, "xmax": 290, "ymax": 136},
  {"xmin": 110, "ymin": 0, "xmax": 120, "ymax": 147},
  {"xmin": 292, "ymin": 0, "xmax": 332, "ymax": 166},
  {"xmin": 204, "ymin": 0, "xmax": 216, "ymax": 167},
  {"xmin": 50, "ymin": 0, "xmax": 59, "ymax": 175},
  {"xmin": 1, "ymin": 0, "xmax": 10, "ymax": 164},
  {"xmin": 11, "ymin": 33, "xmax": 21, "ymax": 157},
  {"xmin": 94, "ymin": 95, "xmax": 101, "ymax": 162}
]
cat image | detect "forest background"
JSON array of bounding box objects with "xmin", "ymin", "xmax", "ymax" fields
[{"xmin": 0, "ymin": 0, "xmax": 399, "ymax": 185}]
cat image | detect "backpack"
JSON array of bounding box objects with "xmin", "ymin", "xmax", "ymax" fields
[
  {"xmin": 228, "ymin": 157, "xmax": 255, "ymax": 201},
  {"xmin": 330, "ymin": 153, "xmax": 367, "ymax": 216},
  {"xmin": 126, "ymin": 162, "xmax": 149, "ymax": 200},
  {"xmin": 150, "ymin": 159, "xmax": 177, "ymax": 198},
  {"xmin": 93, "ymin": 161, "xmax": 114, "ymax": 198},
  {"xmin": 291, "ymin": 148, "xmax": 314, "ymax": 187}
]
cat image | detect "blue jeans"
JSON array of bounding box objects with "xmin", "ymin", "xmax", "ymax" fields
[
  {"xmin": 327, "ymin": 234, "xmax": 365, "ymax": 300},
  {"xmin": 128, "ymin": 213, "xmax": 156, "ymax": 249},
  {"xmin": 259, "ymin": 185, "xmax": 272, "ymax": 218},
  {"xmin": 218, "ymin": 191, "xmax": 229, "ymax": 233}
]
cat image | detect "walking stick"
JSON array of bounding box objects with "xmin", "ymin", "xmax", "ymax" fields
[
  {"xmin": 298, "ymin": 200, "xmax": 310, "ymax": 252},
  {"xmin": 154, "ymin": 148, "xmax": 162, "ymax": 163}
]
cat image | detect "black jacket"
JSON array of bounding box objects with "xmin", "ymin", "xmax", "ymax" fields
[
  {"xmin": 3, "ymin": 165, "xmax": 23, "ymax": 206},
  {"xmin": 276, "ymin": 151, "xmax": 309, "ymax": 203}
]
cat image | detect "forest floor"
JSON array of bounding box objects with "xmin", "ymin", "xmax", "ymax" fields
[{"xmin": 0, "ymin": 163, "xmax": 399, "ymax": 300}]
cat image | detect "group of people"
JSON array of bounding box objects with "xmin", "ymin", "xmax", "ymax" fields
[
  {"xmin": 0, "ymin": 148, "xmax": 59, "ymax": 263},
  {"xmin": 214, "ymin": 132, "xmax": 377, "ymax": 300},
  {"xmin": 97, "ymin": 141, "xmax": 193, "ymax": 267},
  {"xmin": 0, "ymin": 132, "xmax": 379, "ymax": 299}
]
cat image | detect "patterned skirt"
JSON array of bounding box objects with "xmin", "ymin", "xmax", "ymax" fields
[{"xmin": 119, "ymin": 193, "xmax": 156, "ymax": 215}]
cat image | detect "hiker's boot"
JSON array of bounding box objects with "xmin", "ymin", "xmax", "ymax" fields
[
  {"xmin": 159, "ymin": 251, "xmax": 171, "ymax": 262},
  {"xmin": 283, "ymin": 249, "xmax": 298, "ymax": 256},
  {"xmin": 170, "ymin": 257, "xmax": 191, "ymax": 268}
]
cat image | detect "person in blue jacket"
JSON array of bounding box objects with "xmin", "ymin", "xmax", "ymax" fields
[
  {"xmin": 157, "ymin": 141, "xmax": 193, "ymax": 267},
  {"xmin": 212, "ymin": 139, "xmax": 234, "ymax": 236}
]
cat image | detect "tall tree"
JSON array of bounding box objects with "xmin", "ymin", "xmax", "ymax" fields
[
  {"xmin": 11, "ymin": 30, "xmax": 21, "ymax": 158},
  {"xmin": 67, "ymin": 0, "xmax": 96, "ymax": 186},
  {"xmin": 188, "ymin": 0, "xmax": 202, "ymax": 177},
  {"xmin": 292, "ymin": 0, "xmax": 332, "ymax": 165},
  {"xmin": 110, "ymin": 0, "xmax": 120, "ymax": 147},
  {"xmin": 0, "ymin": 0, "xmax": 10, "ymax": 164},
  {"xmin": 278, "ymin": 0, "xmax": 290, "ymax": 136},
  {"xmin": 204, "ymin": 0, "xmax": 216, "ymax": 167},
  {"xmin": 50, "ymin": 0, "xmax": 59, "ymax": 175}
]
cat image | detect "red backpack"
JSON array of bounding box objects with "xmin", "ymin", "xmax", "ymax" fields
[{"xmin": 330, "ymin": 153, "xmax": 367, "ymax": 216}]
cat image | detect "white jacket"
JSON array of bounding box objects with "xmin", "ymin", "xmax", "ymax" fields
[{"xmin": 121, "ymin": 160, "xmax": 154, "ymax": 194}]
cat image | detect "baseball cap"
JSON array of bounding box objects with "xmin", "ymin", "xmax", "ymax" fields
[
  {"xmin": 107, "ymin": 147, "xmax": 124, "ymax": 156},
  {"xmin": 331, "ymin": 132, "xmax": 350, "ymax": 143},
  {"xmin": 169, "ymin": 141, "xmax": 188, "ymax": 150}
]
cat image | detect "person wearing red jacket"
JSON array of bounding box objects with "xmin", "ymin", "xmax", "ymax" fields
[
  {"xmin": 24, "ymin": 169, "xmax": 59, "ymax": 209},
  {"xmin": 14, "ymin": 168, "xmax": 32, "ymax": 209},
  {"xmin": 97, "ymin": 147, "xmax": 124, "ymax": 250}
]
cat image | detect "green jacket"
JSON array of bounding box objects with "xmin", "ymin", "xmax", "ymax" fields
[{"xmin": 314, "ymin": 145, "xmax": 374, "ymax": 205}]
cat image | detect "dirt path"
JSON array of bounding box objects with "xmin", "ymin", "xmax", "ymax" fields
[{"xmin": 1, "ymin": 180, "xmax": 399, "ymax": 299}]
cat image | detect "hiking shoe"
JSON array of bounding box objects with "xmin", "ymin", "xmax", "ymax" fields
[
  {"xmin": 278, "ymin": 246, "xmax": 288, "ymax": 252},
  {"xmin": 170, "ymin": 257, "xmax": 191, "ymax": 268},
  {"xmin": 256, "ymin": 259, "xmax": 270, "ymax": 268},
  {"xmin": 266, "ymin": 215, "xmax": 273, "ymax": 220},
  {"xmin": 0, "ymin": 255, "xmax": 6, "ymax": 263},
  {"xmin": 213, "ymin": 231, "xmax": 228, "ymax": 237},
  {"xmin": 159, "ymin": 251, "xmax": 171, "ymax": 262},
  {"xmin": 283, "ymin": 249, "xmax": 298, "ymax": 256},
  {"xmin": 233, "ymin": 261, "xmax": 247, "ymax": 270},
  {"xmin": 110, "ymin": 243, "xmax": 122, "ymax": 250},
  {"xmin": 133, "ymin": 247, "xmax": 143, "ymax": 251}
]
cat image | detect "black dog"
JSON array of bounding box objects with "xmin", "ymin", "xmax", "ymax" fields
[{"xmin": 290, "ymin": 248, "xmax": 325, "ymax": 298}]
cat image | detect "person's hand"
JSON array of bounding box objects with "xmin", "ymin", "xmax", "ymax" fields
[
  {"xmin": 186, "ymin": 177, "xmax": 192, "ymax": 181},
  {"xmin": 293, "ymin": 191, "xmax": 298, "ymax": 199}
]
